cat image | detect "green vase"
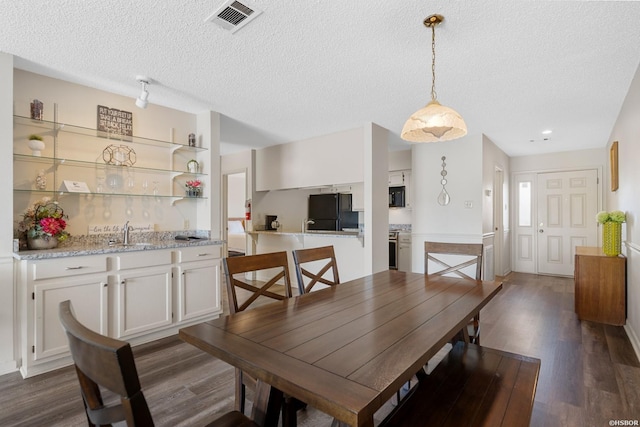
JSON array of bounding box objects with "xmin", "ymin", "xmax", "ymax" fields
[{"xmin": 602, "ymin": 222, "xmax": 621, "ymax": 256}]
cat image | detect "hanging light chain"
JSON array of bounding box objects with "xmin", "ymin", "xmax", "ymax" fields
[{"xmin": 431, "ymin": 23, "xmax": 437, "ymax": 101}]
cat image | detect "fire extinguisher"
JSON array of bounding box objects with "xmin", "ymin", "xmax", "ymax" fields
[{"xmin": 245, "ymin": 199, "xmax": 251, "ymax": 221}]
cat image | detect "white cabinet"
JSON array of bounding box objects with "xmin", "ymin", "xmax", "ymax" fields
[
  {"xmin": 16, "ymin": 244, "xmax": 223, "ymax": 378},
  {"xmin": 388, "ymin": 170, "xmax": 412, "ymax": 208},
  {"xmin": 16, "ymin": 254, "xmax": 108, "ymax": 377},
  {"xmin": 388, "ymin": 171, "xmax": 406, "ymax": 186},
  {"xmin": 174, "ymin": 246, "xmax": 223, "ymax": 322},
  {"xmin": 113, "ymin": 250, "xmax": 172, "ymax": 339},
  {"xmin": 398, "ymin": 233, "xmax": 412, "ymax": 272}
]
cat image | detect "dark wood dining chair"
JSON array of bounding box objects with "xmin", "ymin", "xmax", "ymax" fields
[
  {"xmin": 223, "ymin": 251, "xmax": 297, "ymax": 420},
  {"xmin": 292, "ymin": 245, "xmax": 340, "ymax": 294},
  {"xmin": 424, "ymin": 241, "xmax": 484, "ymax": 344},
  {"xmin": 58, "ymin": 300, "xmax": 258, "ymax": 427}
]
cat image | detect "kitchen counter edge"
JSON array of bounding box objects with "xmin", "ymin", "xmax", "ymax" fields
[{"xmin": 13, "ymin": 239, "xmax": 225, "ymax": 260}]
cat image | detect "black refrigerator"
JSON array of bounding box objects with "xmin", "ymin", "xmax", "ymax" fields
[{"xmin": 307, "ymin": 193, "xmax": 358, "ymax": 231}]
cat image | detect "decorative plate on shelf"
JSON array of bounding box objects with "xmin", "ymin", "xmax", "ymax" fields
[{"xmin": 102, "ymin": 144, "xmax": 136, "ymax": 166}]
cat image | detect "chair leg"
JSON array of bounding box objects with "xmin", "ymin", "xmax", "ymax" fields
[{"xmin": 234, "ymin": 369, "xmax": 246, "ymax": 413}]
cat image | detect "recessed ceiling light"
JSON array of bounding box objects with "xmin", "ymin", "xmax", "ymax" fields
[{"xmin": 542, "ymin": 130, "xmax": 553, "ymax": 135}]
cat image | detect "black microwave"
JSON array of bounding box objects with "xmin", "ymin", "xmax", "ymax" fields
[{"xmin": 389, "ymin": 186, "xmax": 405, "ymax": 207}]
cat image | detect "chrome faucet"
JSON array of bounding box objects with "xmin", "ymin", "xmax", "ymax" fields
[
  {"xmin": 123, "ymin": 221, "xmax": 132, "ymax": 245},
  {"xmin": 302, "ymin": 219, "xmax": 315, "ymax": 232}
]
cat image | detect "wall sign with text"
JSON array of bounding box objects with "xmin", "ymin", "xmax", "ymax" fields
[{"xmin": 97, "ymin": 105, "xmax": 133, "ymax": 138}]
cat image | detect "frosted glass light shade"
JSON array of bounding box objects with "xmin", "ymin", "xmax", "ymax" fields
[{"xmin": 401, "ymin": 100, "xmax": 467, "ymax": 142}]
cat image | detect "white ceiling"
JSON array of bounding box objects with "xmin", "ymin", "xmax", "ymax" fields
[{"xmin": 2, "ymin": 1, "xmax": 640, "ymax": 157}]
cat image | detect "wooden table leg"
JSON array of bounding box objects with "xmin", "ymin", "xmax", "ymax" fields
[{"xmin": 251, "ymin": 380, "xmax": 283, "ymax": 427}]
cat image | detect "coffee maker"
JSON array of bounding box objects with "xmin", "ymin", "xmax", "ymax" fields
[{"xmin": 265, "ymin": 215, "xmax": 278, "ymax": 231}]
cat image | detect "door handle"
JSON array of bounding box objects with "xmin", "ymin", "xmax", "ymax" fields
[{"xmin": 539, "ymin": 229, "xmax": 544, "ymax": 233}]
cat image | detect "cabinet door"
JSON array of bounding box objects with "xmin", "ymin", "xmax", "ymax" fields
[
  {"xmin": 115, "ymin": 266, "xmax": 172, "ymax": 339},
  {"xmin": 388, "ymin": 171, "xmax": 405, "ymax": 186},
  {"xmin": 176, "ymin": 258, "xmax": 222, "ymax": 322},
  {"xmin": 33, "ymin": 277, "xmax": 107, "ymax": 361},
  {"xmin": 398, "ymin": 234, "xmax": 412, "ymax": 272}
]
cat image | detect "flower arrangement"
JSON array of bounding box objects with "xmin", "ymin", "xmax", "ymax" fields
[
  {"xmin": 185, "ymin": 179, "xmax": 202, "ymax": 189},
  {"xmin": 185, "ymin": 179, "xmax": 202, "ymax": 197},
  {"xmin": 596, "ymin": 210, "xmax": 626, "ymax": 224},
  {"xmin": 18, "ymin": 198, "xmax": 70, "ymax": 242}
]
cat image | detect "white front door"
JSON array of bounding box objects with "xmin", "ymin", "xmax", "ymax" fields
[{"xmin": 536, "ymin": 170, "xmax": 598, "ymax": 276}]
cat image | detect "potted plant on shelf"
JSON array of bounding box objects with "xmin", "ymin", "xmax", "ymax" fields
[
  {"xmin": 27, "ymin": 134, "xmax": 45, "ymax": 156},
  {"xmin": 17, "ymin": 197, "xmax": 70, "ymax": 250},
  {"xmin": 596, "ymin": 210, "xmax": 626, "ymax": 256},
  {"xmin": 185, "ymin": 179, "xmax": 202, "ymax": 197}
]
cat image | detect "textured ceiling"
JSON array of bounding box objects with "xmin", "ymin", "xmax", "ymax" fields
[{"xmin": 2, "ymin": 1, "xmax": 640, "ymax": 156}]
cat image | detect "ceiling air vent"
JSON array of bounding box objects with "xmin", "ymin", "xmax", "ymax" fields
[{"xmin": 206, "ymin": 0, "xmax": 263, "ymax": 33}]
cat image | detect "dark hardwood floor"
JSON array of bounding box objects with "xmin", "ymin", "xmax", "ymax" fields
[{"xmin": 0, "ymin": 272, "xmax": 638, "ymax": 426}]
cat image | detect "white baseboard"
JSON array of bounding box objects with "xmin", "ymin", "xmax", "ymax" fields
[{"xmin": 624, "ymin": 323, "xmax": 640, "ymax": 363}]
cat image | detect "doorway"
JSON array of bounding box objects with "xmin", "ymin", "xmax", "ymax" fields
[
  {"xmin": 222, "ymin": 171, "xmax": 247, "ymax": 257},
  {"xmin": 513, "ymin": 169, "xmax": 599, "ymax": 276}
]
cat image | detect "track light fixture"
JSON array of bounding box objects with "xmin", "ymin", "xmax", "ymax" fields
[{"xmin": 135, "ymin": 75, "xmax": 150, "ymax": 109}]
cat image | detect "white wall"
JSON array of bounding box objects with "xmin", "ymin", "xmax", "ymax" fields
[
  {"xmin": 254, "ymin": 127, "xmax": 364, "ymax": 191},
  {"xmin": 389, "ymin": 149, "xmax": 411, "ymax": 171},
  {"xmin": 608, "ymin": 61, "xmax": 640, "ymax": 359},
  {"xmin": 0, "ymin": 53, "xmax": 16, "ymax": 375},
  {"xmin": 482, "ymin": 136, "xmax": 511, "ymax": 276},
  {"xmin": 411, "ymin": 134, "xmax": 484, "ymax": 271},
  {"xmin": 227, "ymin": 173, "xmax": 246, "ymax": 218},
  {"xmin": 510, "ymin": 148, "xmax": 605, "ymax": 175},
  {"xmin": 252, "ymin": 188, "xmax": 317, "ymax": 232}
]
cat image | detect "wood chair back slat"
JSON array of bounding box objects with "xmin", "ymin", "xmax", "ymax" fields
[
  {"xmin": 223, "ymin": 251, "xmax": 293, "ymax": 314},
  {"xmin": 292, "ymin": 245, "xmax": 340, "ymax": 294},
  {"xmin": 424, "ymin": 241, "xmax": 484, "ymax": 344},
  {"xmin": 425, "ymin": 241, "xmax": 483, "ymax": 280}
]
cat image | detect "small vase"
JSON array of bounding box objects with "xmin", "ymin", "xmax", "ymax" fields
[
  {"xmin": 27, "ymin": 235, "xmax": 59, "ymax": 250},
  {"xmin": 28, "ymin": 139, "xmax": 46, "ymax": 156},
  {"xmin": 602, "ymin": 222, "xmax": 622, "ymax": 256}
]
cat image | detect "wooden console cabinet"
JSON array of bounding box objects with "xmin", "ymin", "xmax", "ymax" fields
[{"xmin": 574, "ymin": 246, "xmax": 626, "ymax": 325}]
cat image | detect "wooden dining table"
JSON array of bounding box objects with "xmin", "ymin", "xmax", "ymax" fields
[{"xmin": 179, "ymin": 270, "xmax": 502, "ymax": 427}]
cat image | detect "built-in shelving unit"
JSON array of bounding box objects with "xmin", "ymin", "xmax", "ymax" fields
[{"xmin": 13, "ymin": 114, "xmax": 208, "ymax": 202}]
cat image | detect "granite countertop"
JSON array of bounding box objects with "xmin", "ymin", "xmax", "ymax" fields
[
  {"xmin": 14, "ymin": 238, "xmax": 225, "ymax": 260},
  {"xmin": 247, "ymin": 230, "xmax": 361, "ymax": 238}
]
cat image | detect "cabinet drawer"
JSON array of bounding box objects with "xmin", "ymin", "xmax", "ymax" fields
[
  {"xmin": 175, "ymin": 245, "xmax": 222, "ymax": 263},
  {"xmin": 398, "ymin": 234, "xmax": 412, "ymax": 244},
  {"xmin": 115, "ymin": 250, "xmax": 172, "ymax": 270},
  {"xmin": 31, "ymin": 255, "xmax": 108, "ymax": 281}
]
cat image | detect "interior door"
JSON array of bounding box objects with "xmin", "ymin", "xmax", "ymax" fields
[{"xmin": 537, "ymin": 169, "xmax": 598, "ymax": 276}]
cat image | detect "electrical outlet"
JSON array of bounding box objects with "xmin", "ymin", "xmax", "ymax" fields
[
  {"xmin": 464, "ymin": 201, "xmax": 473, "ymax": 209},
  {"xmin": 183, "ymin": 219, "xmax": 189, "ymax": 230}
]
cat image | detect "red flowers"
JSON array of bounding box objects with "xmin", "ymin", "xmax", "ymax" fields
[
  {"xmin": 18, "ymin": 198, "xmax": 70, "ymax": 242},
  {"xmin": 40, "ymin": 217, "xmax": 67, "ymax": 236},
  {"xmin": 186, "ymin": 179, "xmax": 202, "ymax": 189}
]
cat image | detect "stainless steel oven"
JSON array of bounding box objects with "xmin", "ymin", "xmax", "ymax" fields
[{"xmin": 389, "ymin": 231, "xmax": 398, "ymax": 270}]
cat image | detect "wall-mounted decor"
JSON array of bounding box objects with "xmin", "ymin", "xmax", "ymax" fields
[
  {"xmin": 610, "ymin": 140, "xmax": 618, "ymax": 192},
  {"xmin": 97, "ymin": 105, "xmax": 133, "ymax": 138},
  {"xmin": 437, "ymin": 156, "xmax": 450, "ymax": 206},
  {"xmin": 102, "ymin": 144, "xmax": 137, "ymax": 166}
]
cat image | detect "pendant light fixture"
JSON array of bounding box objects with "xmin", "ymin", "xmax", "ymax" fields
[{"xmin": 401, "ymin": 15, "xmax": 467, "ymax": 143}]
